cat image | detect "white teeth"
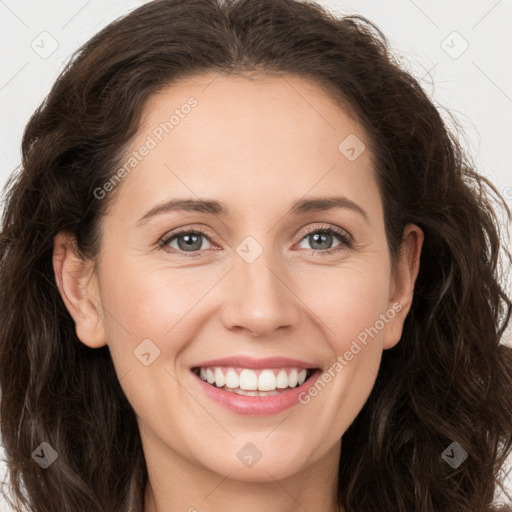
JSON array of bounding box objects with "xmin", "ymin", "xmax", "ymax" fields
[
  {"xmin": 225, "ymin": 369, "xmax": 240, "ymax": 389},
  {"xmin": 196, "ymin": 366, "xmax": 314, "ymax": 391},
  {"xmin": 288, "ymin": 369, "xmax": 298, "ymax": 387},
  {"xmin": 214, "ymin": 367, "xmax": 225, "ymax": 388},
  {"xmin": 239, "ymin": 369, "xmax": 258, "ymax": 390},
  {"xmin": 258, "ymin": 369, "xmax": 276, "ymax": 391},
  {"xmin": 231, "ymin": 388, "xmax": 280, "ymax": 397},
  {"xmin": 276, "ymin": 369, "xmax": 289, "ymax": 389},
  {"xmin": 206, "ymin": 368, "xmax": 215, "ymax": 385}
]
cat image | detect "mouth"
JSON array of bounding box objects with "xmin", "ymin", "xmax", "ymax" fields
[
  {"xmin": 191, "ymin": 365, "xmax": 319, "ymax": 397},
  {"xmin": 189, "ymin": 356, "xmax": 323, "ymax": 415}
]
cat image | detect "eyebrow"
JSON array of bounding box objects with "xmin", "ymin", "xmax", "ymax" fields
[{"xmin": 136, "ymin": 195, "xmax": 369, "ymax": 227}]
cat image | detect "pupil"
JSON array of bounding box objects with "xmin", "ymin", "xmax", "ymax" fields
[
  {"xmin": 311, "ymin": 232, "xmax": 331, "ymax": 250},
  {"xmin": 178, "ymin": 233, "xmax": 201, "ymax": 251},
  {"xmin": 176, "ymin": 232, "xmax": 333, "ymax": 252}
]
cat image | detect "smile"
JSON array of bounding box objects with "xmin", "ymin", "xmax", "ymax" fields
[
  {"xmin": 192, "ymin": 366, "xmax": 314, "ymax": 395},
  {"xmin": 189, "ymin": 356, "xmax": 322, "ymax": 414}
]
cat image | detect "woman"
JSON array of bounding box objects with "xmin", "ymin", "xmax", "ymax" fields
[{"xmin": 1, "ymin": 0, "xmax": 511, "ymax": 511}]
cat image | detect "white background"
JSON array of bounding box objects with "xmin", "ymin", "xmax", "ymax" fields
[{"xmin": 1, "ymin": 0, "xmax": 511, "ymax": 509}]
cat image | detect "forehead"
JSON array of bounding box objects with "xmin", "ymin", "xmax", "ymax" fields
[
  {"xmin": 106, "ymin": 73, "xmax": 380, "ymax": 223},
  {"xmin": 139, "ymin": 72, "xmax": 366, "ymax": 154}
]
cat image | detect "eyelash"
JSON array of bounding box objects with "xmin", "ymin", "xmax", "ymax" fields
[{"xmin": 158, "ymin": 224, "xmax": 353, "ymax": 259}]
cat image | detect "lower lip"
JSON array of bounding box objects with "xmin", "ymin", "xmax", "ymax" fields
[{"xmin": 191, "ymin": 369, "xmax": 322, "ymax": 416}]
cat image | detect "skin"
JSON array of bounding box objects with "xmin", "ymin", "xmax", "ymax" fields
[{"xmin": 53, "ymin": 73, "xmax": 423, "ymax": 512}]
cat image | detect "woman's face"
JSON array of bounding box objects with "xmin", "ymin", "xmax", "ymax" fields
[{"xmin": 55, "ymin": 73, "xmax": 422, "ymax": 484}]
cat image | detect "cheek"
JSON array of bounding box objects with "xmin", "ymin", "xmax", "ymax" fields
[
  {"xmin": 99, "ymin": 257, "xmax": 225, "ymax": 361},
  {"xmin": 296, "ymin": 260, "xmax": 392, "ymax": 351},
  {"xmin": 100, "ymin": 254, "xmax": 191, "ymax": 330}
]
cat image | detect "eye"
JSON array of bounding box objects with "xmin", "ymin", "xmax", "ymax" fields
[
  {"xmin": 158, "ymin": 223, "xmax": 352, "ymax": 258},
  {"xmin": 295, "ymin": 224, "xmax": 352, "ymax": 255},
  {"xmin": 159, "ymin": 229, "xmax": 214, "ymax": 256}
]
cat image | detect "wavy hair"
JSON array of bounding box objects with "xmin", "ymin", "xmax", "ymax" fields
[{"xmin": 1, "ymin": 0, "xmax": 511, "ymax": 510}]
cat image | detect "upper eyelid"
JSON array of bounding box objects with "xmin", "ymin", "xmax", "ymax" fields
[
  {"xmin": 160, "ymin": 225, "xmax": 217, "ymax": 244},
  {"xmin": 160, "ymin": 223, "xmax": 351, "ymax": 248}
]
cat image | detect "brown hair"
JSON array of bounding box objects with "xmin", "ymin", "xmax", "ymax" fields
[{"xmin": 1, "ymin": 0, "xmax": 511, "ymax": 510}]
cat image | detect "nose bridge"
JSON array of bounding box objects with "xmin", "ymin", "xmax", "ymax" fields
[{"xmin": 220, "ymin": 235, "xmax": 300, "ymax": 336}]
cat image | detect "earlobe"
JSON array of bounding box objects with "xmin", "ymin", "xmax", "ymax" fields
[
  {"xmin": 383, "ymin": 224, "xmax": 424, "ymax": 349},
  {"xmin": 52, "ymin": 231, "xmax": 107, "ymax": 348}
]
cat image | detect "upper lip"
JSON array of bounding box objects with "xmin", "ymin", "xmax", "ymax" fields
[{"xmin": 191, "ymin": 356, "xmax": 321, "ymax": 370}]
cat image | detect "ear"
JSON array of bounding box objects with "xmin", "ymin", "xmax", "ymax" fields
[
  {"xmin": 52, "ymin": 231, "xmax": 107, "ymax": 348},
  {"xmin": 383, "ymin": 223, "xmax": 424, "ymax": 350}
]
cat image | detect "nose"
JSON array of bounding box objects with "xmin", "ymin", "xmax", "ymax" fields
[{"xmin": 219, "ymin": 250, "xmax": 302, "ymax": 337}]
